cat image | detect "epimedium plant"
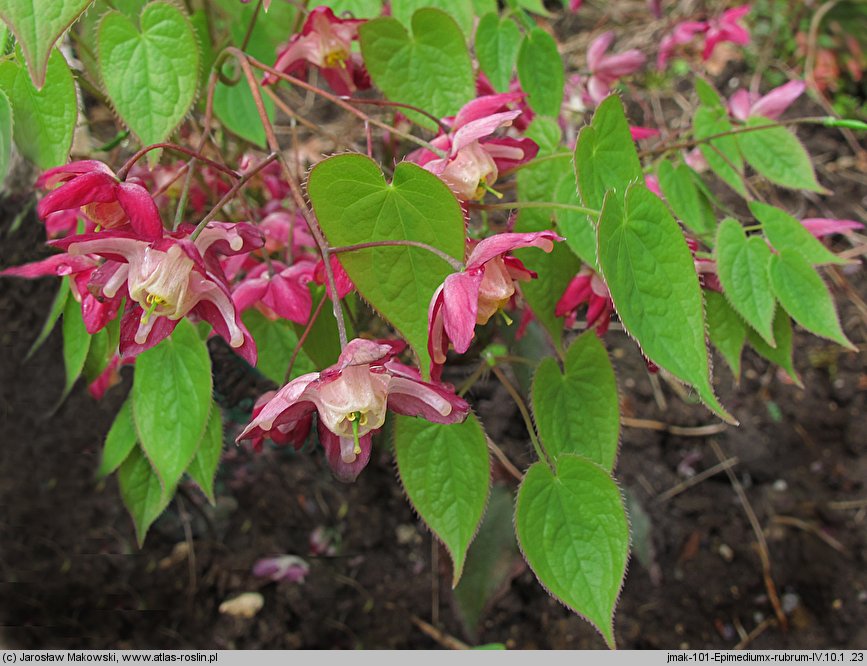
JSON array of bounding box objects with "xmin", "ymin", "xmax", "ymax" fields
[{"xmin": 0, "ymin": 0, "xmax": 864, "ymax": 648}]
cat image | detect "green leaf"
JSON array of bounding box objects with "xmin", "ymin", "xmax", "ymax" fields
[
  {"xmin": 0, "ymin": 48, "xmax": 76, "ymax": 169},
  {"xmin": 574, "ymin": 95, "xmax": 642, "ymax": 212},
  {"xmin": 391, "ymin": 0, "xmax": 474, "ymax": 36},
  {"xmin": 118, "ymin": 445, "xmax": 172, "ymax": 545},
  {"xmin": 704, "ymin": 290, "xmax": 746, "ymax": 380},
  {"xmin": 307, "ymin": 154, "xmax": 465, "ymax": 374},
  {"xmin": 769, "ymin": 251, "xmax": 854, "ymax": 350},
  {"xmin": 98, "ymin": 397, "xmax": 137, "ymax": 478},
  {"xmin": 597, "ymin": 184, "xmax": 733, "ymax": 423},
  {"xmin": 394, "ymin": 413, "xmax": 490, "ymax": 586},
  {"xmin": 714, "ymin": 218, "xmax": 776, "ymax": 345},
  {"xmin": 292, "ymin": 285, "xmax": 346, "ymax": 369},
  {"xmin": 82, "ymin": 327, "xmax": 110, "ymax": 383},
  {"xmin": 694, "ymin": 106, "xmax": 745, "ymax": 197},
  {"xmin": 27, "ymin": 276, "xmax": 69, "ymax": 360},
  {"xmin": 475, "ymin": 13, "xmax": 522, "ymax": 93},
  {"xmin": 359, "ymin": 8, "xmax": 474, "ymax": 129},
  {"xmin": 749, "ymin": 201, "xmax": 846, "ymax": 266},
  {"xmin": 532, "ymin": 332, "xmax": 620, "ymax": 470},
  {"xmin": 452, "ymin": 485, "xmax": 519, "ymax": 635},
  {"xmin": 695, "ymin": 77, "xmax": 725, "ymax": 111},
  {"xmin": 0, "ymin": 89, "xmax": 11, "ymax": 185},
  {"xmin": 516, "ymin": 28, "xmax": 563, "ymax": 118},
  {"xmin": 523, "ymin": 116, "xmax": 561, "ymax": 155},
  {"xmin": 214, "ymin": 0, "xmax": 298, "ymax": 65},
  {"xmin": 0, "ymin": 0, "xmax": 92, "ymax": 88},
  {"xmin": 515, "ymin": 455, "xmax": 629, "ymax": 648},
  {"xmin": 186, "ymin": 403, "xmax": 223, "ymax": 504},
  {"xmin": 62, "ymin": 296, "xmax": 91, "ymax": 397},
  {"xmin": 98, "ymin": 1, "xmax": 200, "ymax": 146},
  {"xmin": 243, "ymin": 309, "xmax": 316, "ymax": 383},
  {"xmin": 320, "ymin": 0, "xmax": 382, "ymax": 19},
  {"xmin": 738, "ymin": 117, "xmax": 826, "ymax": 192},
  {"xmin": 132, "ymin": 319, "xmax": 213, "ymax": 496},
  {"xmin": 746, "ymin": 309, "xmax": 800, "ymax": 386},
  {"xmin": 509, "ymin": 0, "xmax": 551, "ymax": 16},
  {"xmin": 656, "ymin": 159, "xmax": 716, "ymax": 243}
]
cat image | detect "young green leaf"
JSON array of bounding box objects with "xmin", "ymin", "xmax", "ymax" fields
[
  {"xmin": 515, "ymin": 455, "xmax": 629, "ymax": 648},
  {"xmin": 0, "ymin": 48, "xmax": 76, "ymax": 169},
  {"xmin": 694, "ymin": 106, "xmax": 746, "ymax": 197},
  {"xmin": 213, "ymin": 75, "xmax": 275, "ymax": 149},
  {"xmin": 714, "ymin": 218, "xmax": 776, "ymax": 345},
  {"xmin": 475, "ymin": 13, "xmax": 522, "ymax": 93},
  {"xmin": 359, "ymin": 8, "xmax": 474, "ymax": 129},
  {"xmin": 98, "ymin": 397, "xmax": 137, "ymax": 478},
  {"xmin": 292, "ymin": 286, "xmax": 347, "ymax": 370},
  {"xmin": 704, "ymin": 290, "xmax": 746, "ymax": 380},
  {"xmin": 27, "ymin": 277, "xmax": 70, "ymax": 360},
  {"xmin": 769, "ymin": 251, "xmax": 854, "ymax": 350},
  {"xmin": 656, "ymin": 160, "xmax": 717, "ymax": 243},
  {"xmin": 532, "ymin": 332, "xmax": 620, "ymax": 470},
  {"xmin": 98, "ymin": 1, "xmax": 200, "ymax": 146},
  {"xmin": 132, "ymin": 320, "xmax": 213, "ymax": 498},
  {"xmin": 749, "ymin": 201, "xmax": 847, "ymax": 266},
  {"xmin": 394, "ymin": 413, "xmax": 491, "ymax": 586},
  {"xmin": 574, "ymin": 95, "xmax": 643, "ymax": 212},
  {"xmin": 523, "ymin": 116, "xmax": 562, "ymax": 155},
  {"xmin": 517, "ymin": 28, "xmax": 563, "ymax": 118},
  {"xmin": 738, "ymin": 117, "xmax": 826, "ymax": 193},
  {"xmin": 118, "ymin": 445, "xmax": 173, "ymax": 545},
  {"xmin": 186, "ymin": 403, "xmax": 223, "ymax": 505},
  {"xmin": 0, "ymin": 0, "xmax": 93, "ymax": 88},
  {"xmin": 0, "ymin": 89, "xmax": 11, "ymax": 185},
  {"xmin": 694, "ymin": 77, "xmax": 725, "ymax": 110},
  {"xmin": 62, "ymin": 296, "xmax": 91, "ymax": 397},
  {"xmin": 82, "ymin": 327, "xmax": 111, "ymax": 383},
  {"xmin": 242, "ymin": 310, "xmax": 316, "ymax": 384},
  {"xmin": 391, "ymin": 0, "xmax": 474, "ymax": 36},
  {"xmin": 746, "ymin": 309, "xmax": 801, "ymax": 386},
  {"xmin": 452, "ymin": 485, "xmax": 519, "ymax": 636},
  {"xmin": 597, "ymin": 184, "xmax": 733, "ymax": 423},
  {"xmin": 307, "ymin": 154, "xmax": 465, "ymax": 375}
]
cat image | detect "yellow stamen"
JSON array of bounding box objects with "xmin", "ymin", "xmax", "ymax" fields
[
  {"xmin": 499, "ymin": 309, "xmax": 513, "ymax": 326},
  {"xmin": 481, "ymin": 180, "xmax": 504, "ymax": 199},
  {"xmin": 324, "ymin": 50, "xmax": 348, "ymax": 68},
  {"xmin": 140, "ymin": 294, "xmax": 165, "ymax": 324},
  {"xmin": 350, "ymin": 414, "xmax": 361, "ymax": 456}
]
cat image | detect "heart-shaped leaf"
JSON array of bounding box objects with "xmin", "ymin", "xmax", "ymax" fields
[
  {"xmin": 750, "ymin": 201, "xmax": 847, "ymax": 266},
  {"xmin": 475, "ymin": 13, "xmax": 522, "ymax": 93},
  {"xmin": 118, "ymin": 445, "xmax": 172, "ymax": 545},
  {"xmin": 391, "ymin": 0, "xmax": 475, "ymax": 36},
  {"xmin": 98, "ymin": 1, "xmax": 200, "ymax": 146},
  {"xmin": 517, "ymin": 27, "xmax": 563, "ymax": 118},
  {"xmin": 0, "ymin": 0, "xmax": 93, "ymax": 88},
  {"xmin": 394, "ymin": 413, "xmax": 490, "ymax": 586},
  {"xmin": 132, "ymin": 319, "xmax": 213, "ymax": 497},
  {"xmin": 597, "ymin": 183, "xmax": 733, "ymax": 423},
  {"xmin": 738, "ymin": 117, "xmax": 826, "ymax": 193},
  {"xmin": 532, "ymin": 332, "xmax": 620, "ymax": 470},
  {"xmin": 307, "ymin": 154, "xmax": 465, "ymax": 374},
  {"xmin": 715, "ymin": 218, "xmax": 776, "ymax": 346},
  {"xmin": 0, "ymin": 47, "xmax": 76, "ymax": 169},
  {"xmin": 515, "ymin": 455, "xmax": 630, "ymax": 648},
  {"xmin": 0, "ymin": 90, "xmax": 12, "ymax": 185},
  {"xmin": 656, "ymin": 159, "xmax": 717, "ymax": 243},
  {"xmin": 359, "ymin": 8, "xmax": 474, "ymax": 129}
]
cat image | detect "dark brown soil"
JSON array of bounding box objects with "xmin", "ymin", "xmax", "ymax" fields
[{"xmin": 2, "ymin": 105, "xmax": 866, "ymax": 652}]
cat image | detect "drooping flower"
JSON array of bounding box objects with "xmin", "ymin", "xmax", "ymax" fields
[
  {"xmin": 657, "ymin": 21, "xmax": 709, "ymax": 70},
  {"xmin": 556, "ymin": 268, "xmax": 614, "ymax": 335},
  {"xmin": 585, "ymin": 32, "xmax": 646, "ymax": 105},
  {"xmin": 263, "ymin": 6, "xmax": 369, "ymax": 96},
  {"xmin": 252, "ymin": 555, "xmax": 309, "ymax": 583},
  {"xmin": 232, "ymin": 260, "xmax": 315, "ymax": 324},
  {"xmin": 37, "ymin": 161, "xmax": 163, "ymax": 240},
  {"xmin": 50, "ymin": 223, "xmax": 263, "ymax": 362},
  {"xmin": 409, "ymin": 93, "xmax": 538, "ymax": 201},
  {"xmin": 801, "ymin": 217, "xmax": 864, "ymax": 238},
  {"xmin": 428, "ymin": 231, "xmax": 560, "ymax": 370},
  {"xmin": 657, "ymin": 6, "xmax": 750, "ymax": 70},
  {"xmin": 728, "ymin": 80, "xmax": 805, "ymax": 121},
  {"xmin": 237, "ymin": 338, "xmax": 470, "ymax": 481}
]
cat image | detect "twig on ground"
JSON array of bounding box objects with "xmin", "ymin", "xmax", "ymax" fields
[
  {"xmin": 622, "ymin": 417, "xmax": 729, "ymax": 437},
  {"xmin": 656, "ymin": 457, "xmax": 739, "ymax": 503},
  {"xmin": 410, "ymin": 616, "xmax": 469, "ymax": 650},
  {"xmin": 771, "ymin": 515, "xmax": 850, "ymax": 556},
  {"xmin": 734, "ymin": 617, "xmax": 777, "ymax": 650}
]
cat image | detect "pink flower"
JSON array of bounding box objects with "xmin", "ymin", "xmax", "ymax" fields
[
  {"xmin": 801, "ymin": 218, "xmax": 864, "ymax": 238},
  {"xmin": 237, "ymin": 338, "xmax": 470, "ymax": 481},
  {"xmin": 569, "ymin": 0, "xmax": 582, "ymax": 10},
  {"xmin": 37, "ymin": 161, "xmax": 163, "ymax": 240},
  {"xmin": 233, "ymin": 260, "xmax": 315, "ymax": 324},
  {"xmin": 427, "ymin": 231, "xmax": 560, "ymax": 369},
  {"xmin": 556, "ymin": 268, "xmax": 614, "ymax": 335},
  {"xmin": 703, "ymin": 5, "xmax": 750, "ymax": 60},
  {"xmin": 51, "ymin": 223, "xmax": 263, "ymax": 362},
  {"xmin": 729, "ymin": 80, "xmax": 805, "ymax": 121},
  {"xmin": 586, "ymin": 32, "xmax": 646, "ymax": 105},
  {"xmin": 409, "ymin": 94, "xmax": 538, "ymax": 201},
  {"xmin": 252, "ymin": 555, "xmax": 309, "ymax": 583},
  {"xmin": 630, "ymin": 126, "xmax": 661, "ymax": 141},
  {"xmin": 657, "ymin": 21, "xmax": 708, "ymax": 70},
  {"xmin": 263, "ymin": 6, "xmax": 369, "ymax": 96}
]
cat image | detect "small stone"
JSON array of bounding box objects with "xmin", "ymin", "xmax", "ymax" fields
[
  {"xmin": 832, "ymin": 599, "xmax": 843, "ymax": 610},
  {"xmin": 219, "ymin": 592, "xmax": 264, "ymax": 619},
  {"xmin": 772, "ymin": 479, "xmax": 788, "ymax": 492},
  {"xmin": 782, "ymin": 592, "xmax": 800, "ymax": 614},
  {"xmin": 396, "ymin": 524, "xmax": 420, "ymax": 545},
  {"xmin": 719, "ymin": 544, "xmax": 734, "ymax": 562}
]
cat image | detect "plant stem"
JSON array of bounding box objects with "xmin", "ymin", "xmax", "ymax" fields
[
  {"xmin": 190, "ymin": 152, "xmax": 278, "ymax": 240},
  {"xmin": 329, "ymin": 240, "xmax": 464, "ymax": 272},
  {"xmin": 491, "ymin": 365, "xmax": 554, "ymax": 472},
  {"xmin": 240, "ymin": 0, "xmax": 263, "ymax": 52},
  {"xmin": 116, "ymin": 143, "xmax": 239, "ymax": 180},
  {"xmin": 285, "ymin": 295, "xmax": 326, "ymax": 382},
  {"xmin": 343, "ymin": 97, "xmax": 451, "ymax": 136}
]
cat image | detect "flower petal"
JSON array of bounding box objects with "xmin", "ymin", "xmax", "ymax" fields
[
  {"xmin": 386, "ymin": 374, "xmax": 469, "ymax": 425},
  {"xmin": 317, "ymin": 420, "xmax": 373, "ymax": 483},
  {"xmin": 465, "ymin": 230, "xmax": 561, "ymax": 269},
  {"xmin": 37, "ymin": 172, "xmax": 118, "ymax": 218},
  {"xmin": 441, "ymin": 270, "xmax": 483, "ymax": 354}
]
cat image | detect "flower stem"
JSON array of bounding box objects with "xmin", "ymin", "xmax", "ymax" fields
[
  {"xmin": 490, "ymin": 365, "xmax": 554, "ymax": 473},
  {"xmin": 116, "ymin": 142, "xmax": 239, "ymax": 181},
  {"xmin": 285, "ymin": 294, "xmax": 326, "ymax": 383},
  {"xmin": 330, "ymin": 240, "xmax": 464, "ymax": 272}
]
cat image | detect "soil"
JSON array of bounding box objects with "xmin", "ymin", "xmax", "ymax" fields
[{"xmin": 2, "ymin": 75, "xmax": 867, "ymax": 653}]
